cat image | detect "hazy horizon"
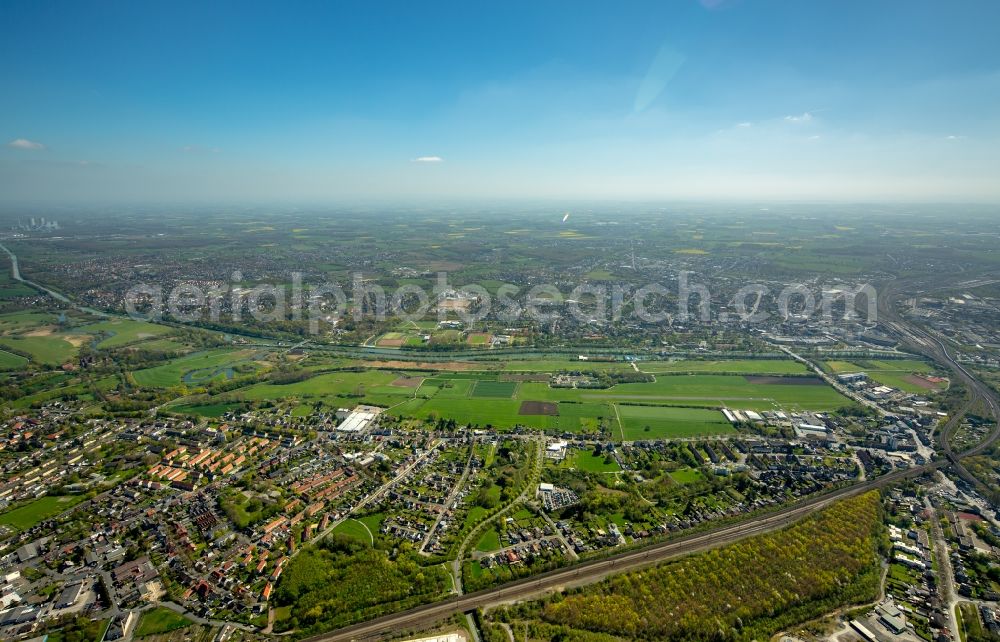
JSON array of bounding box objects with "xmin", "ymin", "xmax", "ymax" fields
[{"xmin": 3, "ymin": 0, "xmax": 1000, "ymax": 205}]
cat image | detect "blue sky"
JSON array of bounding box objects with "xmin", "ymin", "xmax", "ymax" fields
[{"xmin": 2, "ymin": 0, "xmax": 999, "ymax": 203}]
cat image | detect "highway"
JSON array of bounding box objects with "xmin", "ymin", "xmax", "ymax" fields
[{"xmin": 306, "ymin": 277, "xmax": 1000, "ymax": 642}]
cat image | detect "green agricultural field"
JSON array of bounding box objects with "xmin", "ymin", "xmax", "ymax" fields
[
  {"xmin": 501, "ymin": 359, "xmax": 632, "ymax": 372},
  {"xmin": 80, "ymin": 318, "xmax": 172, "ymax": 348},
  {"xmin": 0, "ymin": 349, "xmax": 28, "ymax": 370},
  {"xmin": 0, "ymin": 495, "xmax": 84, "ymax": 531},
  {"xmin": 824, "ymin": 359, "xmax": 943, "ymax": 393},
  {"xmin": 471, "ymin": 380, "xmax": 518, "ymax": 398},
  {"xmin": 825, "ymin": 360, "xmax": 863, "ymax": 374},
  {"xmin": 134, "ymin": 607, "xmax": 193, "ymax": 637},
  {"xmin": 0, "ymin": 311, "xmax": 56, "ymax": 331},
  {"xmin": 394, "ymin": 397, "xmax": 528, "ymax": 428},
  {"xmin": 385, "ymin": 370, "xmax": 848, "ymax": 430},
  {"xmin": 0, "ymin": 335, "xmax": 77, "ymax": 366},
  {"xmin": 239, "ymin": 369, "xmax": 396, "ymax": 401},
  {"xmin": 616, "ymin": 405, "xmax": 735, "ymax": 441},
  {"xmin": 0, "ymin": 279, "xmax": 33, "ymax": 299},
  {"xmin": 639, "ymin": 359, "xmax": 807, "ymax": 375},
  {"xmin": 551, "ymin": 402, "xmax": 610, "ymax": 432},
  {"xmin": 516, "ymin": 375, "xmax": 850, "ymax": 411},
  {"xmin": 133, "ymin": 348, "xmax": 260, "ymax": 387},
  {"xmin": 429, "ymin": 378, "xmax": 475, "ymax": 398}
]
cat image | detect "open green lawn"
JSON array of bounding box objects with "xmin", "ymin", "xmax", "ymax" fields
[
  {"xmin": 464, "ymin": 506, "xmax": 487, "ymax": 529},
  {"xmin": 134, "ymin": 607, "xmax": 193, "ymax": 637},
  {"xmin": 565, "ymin": 449, "xmax": 620, "ymax": 473},
  {"xmin": 357, "ymin": 512, "xmax": 385, "ymax": 534},
  {"xmin": 0, "ymin": 335, "xmax": 77, "ymax": 366},
  {"xmin": 133, "ymin": 348, "xmax": 260, "ymax": 387},
  {"xmin": 639, "ymin": 359, "xmax": 807, "ymax": 375},
  {"xmin": 475, "ymin": 528, "xmax": 501, "ymax": 552},
  {"xmin": 80, "ymin": 319, "xmax": 172, "ymax": 348},
  {"xmin": 669, "ymin": 467, "xmax": 704, "ymax": 484},
  {"xmin": 0, "ymin": 349, "xmax": 28, "ymax": 370},
  {"xmin": 616, "ymin": 405, "xmax": 735, "ymax": 441},
  {"xmin": 0, "ymin": 495, "xmax": 84, "ymax": 531},
  {"xmin": 332, "ymin": 518, "xmax": 373, "ymax": 543}
]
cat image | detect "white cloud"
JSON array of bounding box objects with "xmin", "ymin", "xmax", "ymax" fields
[
  {"xmin": 945, "ymin": 135, "xmax": 966, "ymax": 140},
  {"xmin": 736, "ymin": 122, "xmax": 752, "ymax": 128},
  {"xmin": 412, "ymin": 156, "xmax": 443, "ymax": 163},
  {"xmin": 784, "ymin": 112, "xmax": 813, "ymax": 123},
  {"xmin": 7, "ymin": 138, "xmax": 45, "ymax": 150}
]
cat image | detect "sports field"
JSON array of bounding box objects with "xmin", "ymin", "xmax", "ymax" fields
[{"xmin": 0, "ymin": 495, "xmax": 84, "ymax": 531}]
